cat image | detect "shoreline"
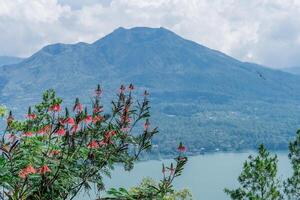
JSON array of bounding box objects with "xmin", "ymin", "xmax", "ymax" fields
[{"xmin": 139, "ymin": 147, "xmax": 290, "ymax": 161}]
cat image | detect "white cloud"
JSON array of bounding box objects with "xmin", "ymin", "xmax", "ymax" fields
[{"xmin": 1, "ymin": 0, "xmax": 300, "ymax": 68}]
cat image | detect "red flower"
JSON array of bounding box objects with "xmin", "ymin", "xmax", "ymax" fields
[
  {"xmin": 105, "ymin": 132, "xmax": 110, "ymax": 141},
  {"xmin": 119, "ymin": 85, "xmax": 126, "ymax": 93},
  {"xmin": 64, "ymin": 117, "xmax": 75, "ymax": 126},
  {"xmin": 111, "ymin": 130, "xmax": 117, "ymax": 136},
  {"xmin": 73, "ymin": 103, "xmax": 83, "ymax": 113},
  {"xmin": 23, "ymin": 132, "xmax": 33, "ymax": 137},
  {"xmin": 19, "ymin": 165, "xmax": 36, "ymax": 179},
  {"xmin": 178, "ymin": 142, "xmax": 186, "ymax": 153},
  {"xmin": 87, "ymin": 140, "xmax": 100, "ymax": 149},
  {"xmin": 50, "ymin": 150, "xmax": 60, "ymax": 156},
  {"xmin": 99, "ymin": 140, "xmax": 107, "ymax": 146},
  {"xmin": 37, "ymin": 125, "xmax": 52, "ymax": 135},
  {"xmin": 121, "ymin": 126, "xmax": 130, "ymax": 132},
  {"xmin": 93, "ymin": 106, "xmax": 103, "ymax": 113},
  {"xmin": 71, "ymin": 124, "xmax": 79, "ymax": 133},
  {"xmin": 56, "ymin": 128, "xmax": 66, "ymax": 136},
  {"xmin": 104, "ymin": 130, "xmax": 116, "ymax": 141},
  {"xmin": 178, "ymin": 157, "xmax": 187, "ymax": 162},
  {"xmin": 19, "ymin": 171, "xmax": 27, "ymax": 179},
  {"xmin": 49, "ymin": 104, "xmax": 61, "ymax": 112},
  {"xmin": 170, "ymin": 163, "xmax": 175, "ymax": 175},
  {"xmin": 99, "ymin": 140, "xmax": 112, "ymax": 146},
  {"xmin": 92, "ymin": 115, "xmax": 103, "ymax": 123},
  {"xmin": 144, "ymin": 119, "xmax": 150, "ymax": 130},
  {"xmin": 84, "ymin": 115, "xmax": 93, "ymax": 123},
  {"xmin": 128, "ymin": 84, "xmax": 134, "ymax": 90},
  {"xmin": 106, "ymin": 130, "xmax": 117, "ymax": 138},
  {"xmin": 6, "ymin": 133, "xmax": 17, "ymax": 140},
  {"xmin": 26, "ymin": 113, "xmax": 37, "ymax": 120},
  {"xmin": 122, "ymin": 115, "xmax": 131, "ymax": 124},
  {"xmin": 38, "ymin": 165, "xmax": 51, "ymax": 175},
  {"xmin": 25, "ymin": 165, "xmax": 36, "ymax": 173},
  {"xmin": 124, "ymin": 105, "xmax": 130, "ymax": 112}
]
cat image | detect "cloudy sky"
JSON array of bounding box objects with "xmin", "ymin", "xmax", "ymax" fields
[{"xmin": 0, "ymin": 0, "xmax": 300, "ymax": 68}]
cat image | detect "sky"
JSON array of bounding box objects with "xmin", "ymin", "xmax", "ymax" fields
[{"xmin": 1, "ymin": 0, "xmax": 300, "ymax": 69}]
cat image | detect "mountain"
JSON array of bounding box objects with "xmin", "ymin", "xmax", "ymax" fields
[
  {"xmin": 0, "ymin": 56, "xmax": 23, "ymax": 67},
  {"xmin": 282, "ymin": 66, "xmax": 300, "ymax": 75},
  {"xmin": 1, "ymin": 27, "xmax": 300, "ymax": 155}
]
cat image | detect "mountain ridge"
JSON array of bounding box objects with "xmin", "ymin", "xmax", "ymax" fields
[
  {"xmin": 282, "ymin": 66, "xmax": 300, "ymax": 75},
  {"xmin": 0, "ymin": 56, "xmax": 23, "ymax": 67},
  {"xmin": 1, "ymin": 27, "xmax": 300, "ymax": 154}
]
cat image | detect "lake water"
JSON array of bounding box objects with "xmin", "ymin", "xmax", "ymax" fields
[{"xmin": 80, "ymin": 151, "xmax": 291, "ymax": 200}]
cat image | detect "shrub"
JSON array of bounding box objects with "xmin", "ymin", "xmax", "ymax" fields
[{"xmin": 0, "ymin": 84, "xmax": 158, "ymax": 200}]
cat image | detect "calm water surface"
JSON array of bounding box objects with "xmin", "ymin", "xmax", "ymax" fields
[{"xmin": 81, "ymin": 151, "xmax": 291, "ymax": 200}]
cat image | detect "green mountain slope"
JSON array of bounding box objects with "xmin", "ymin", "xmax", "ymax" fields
[{"xmin": 1, "ymin": 27, "xmax": 300, "ymax": 154}]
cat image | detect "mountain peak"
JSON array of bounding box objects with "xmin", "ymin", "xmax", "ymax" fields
[
  {"xmin": 41, "ymin": 43, "xmax": 69, "ymax": 55},
  {"xmin": 94, "ymin": 26, "xmax": 177, "ymax": 45},
  {"xmin": 113, "ymin": 26, "xmax": 171, "ymax": 33}
]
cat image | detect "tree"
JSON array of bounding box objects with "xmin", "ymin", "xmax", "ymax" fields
[
  {"xmin": 225, "ymin": 144, "xmax": 282, "ymax": 200},
  {"xmin": 0, "ymin": 84, "xmax": 159, "ymax": 200},
  {"xmin": 284, "ymin": 130, "xmax": 300, "ymax": 199}
]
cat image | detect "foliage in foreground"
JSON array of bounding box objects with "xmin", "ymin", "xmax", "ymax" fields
[
  {"xmin": 226, "ymin": 131, "xmax": 300, "ymax": 200},
  {"xmin": 225, "ymin": 144, "xmax": 282, "ymax": 200},
  {"xmin": 284, "ymin": 131, "xmax": 300, "ymax": 199},
  {"xmin": 0, "ymin": 85, "xmax": 163, "ymax": 200},
  {"xmin": 105, "ymin": 177, "xmax": 191, "ymax": 200}
]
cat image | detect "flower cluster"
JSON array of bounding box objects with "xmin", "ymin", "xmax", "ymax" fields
[{"xmin": 19, "ymin": 164, "xmax": 51, "ymax": 179}]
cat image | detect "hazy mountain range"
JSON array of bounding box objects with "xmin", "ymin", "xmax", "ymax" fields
[
  {"xmin": 1, "ymin": 27, "xmax": 300, "ymax": 155},
  {"xmin": 282, "ymin": 66, "xmax": 300, "ymax": 75},
  {"xmin": 0, "ymin": 56, "xmax": 23, "ymax": 67}
]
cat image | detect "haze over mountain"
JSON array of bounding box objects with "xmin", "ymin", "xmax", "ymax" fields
[
  {"xmin": 282, "ymin": 66, "xmax": 300, "ymax": 75},
  {"xmin": 0, "ymin": 56, "xmax": 23, "ymax": 67},
  {"xmin": 1, "ymin": 27, "xmax": 300, "ymax": 154}
]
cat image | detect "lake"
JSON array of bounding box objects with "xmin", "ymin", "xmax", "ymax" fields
[{"xmin": 80, "ymin": 151, "xmax": 291, "ymax": 200}]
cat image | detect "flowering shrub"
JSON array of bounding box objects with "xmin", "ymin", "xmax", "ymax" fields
[{"xmin": 0, "ymin": 84, "xmax": 159, "ymax": 200}]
